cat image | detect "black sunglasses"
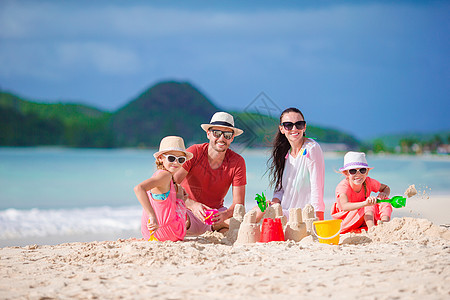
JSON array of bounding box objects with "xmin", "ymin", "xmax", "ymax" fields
[
  {"xmin": 163, "ymin": 154, "xmax": 186, "ymax": 164},
  {"xmin": 281, "ymin": 121, "xmax": 306, "ymax": 131},
  {"xmin": 210, "ymin": 129, "xmax": 234, "ymax": 140},
  {"xmin": 348, "ymin": 168, "xmax": 367, "ymax": 175}
]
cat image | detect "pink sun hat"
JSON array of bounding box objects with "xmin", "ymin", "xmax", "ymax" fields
[{"xmin": 339, "ymin": 151, "xmax": 373, "ymax": 172}]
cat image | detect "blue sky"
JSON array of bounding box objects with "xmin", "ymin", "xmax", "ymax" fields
[{"xmin": 0, "ymin": 0, "xmax": 449, "ymax": 139}]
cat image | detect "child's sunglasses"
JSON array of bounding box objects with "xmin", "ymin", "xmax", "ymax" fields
[
  {"xmin": 348, "ymin": 168, "xmax": 367, "ymax": 175},
  {"xmin": 163, "ymin": 154, "xmax": 186, "ymax": 164},
  {"xmin": 210, "ymin": 129, "xmax": 234, "ymax": 140},
  {"xmin": 281, "ymin": 121, "xmax": 306, "ymax": 131}
]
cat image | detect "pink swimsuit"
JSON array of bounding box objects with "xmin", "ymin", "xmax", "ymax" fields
[{"xmin": 141, "ymin": 171, "xmax": 187, "ymax": 241}]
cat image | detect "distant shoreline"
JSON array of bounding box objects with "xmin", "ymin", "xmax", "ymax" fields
[{"xmin": 1, "ymin": 145, "xmax": 449, "ymax": 159}]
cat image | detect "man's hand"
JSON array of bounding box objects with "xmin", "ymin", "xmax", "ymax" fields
[
  {"xmin": 187, "ymin": 199, "xmax": 211, "ymax": 222},
  {"xmin": 211, "ymin": 209, "xmax": 228, "ymax": 224}
]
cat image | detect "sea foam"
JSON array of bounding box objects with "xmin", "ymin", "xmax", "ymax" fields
[{"xmin": 0, "ymin": 206, "xmax": 142, "ymax": 239}]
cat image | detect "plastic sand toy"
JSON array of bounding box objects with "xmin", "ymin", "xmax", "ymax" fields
[
  {"xmin": 377, "ymin": 196, "xmax": 406, "ymax": 208},
  {"xmin": 204, "ymin": 209, "xmax": 218, "ymax": 225},
  {"xmin": 255, "ymin": 192, "xmax": 268, "ymax": 212},
  {"xmin": 260, "ymin": 218, "xmax": 284, "ymax": 242}
]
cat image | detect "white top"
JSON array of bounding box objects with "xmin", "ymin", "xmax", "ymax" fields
[{"xmin": 272, "ymin": 139, "xmax": 325, "ymax": 219}]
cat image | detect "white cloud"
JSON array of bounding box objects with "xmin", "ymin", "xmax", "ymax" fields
[
  {"xmin": 0, "ymin": 41, "xmax": 140, "ymax": 78},
  {"xmin": 0, "ymin": 0, "xmax": 448, "ymax": 99},
  {"xmin": 57, "ymin": 42, "xmax": 140, "ymax": 75},
  {"xmin": 0, "ymin": 43, "xmax": 61, "ymax": 80},
  {"xmin": 0, "ymin": 1, "xmax": 401, "ymax": 40}
]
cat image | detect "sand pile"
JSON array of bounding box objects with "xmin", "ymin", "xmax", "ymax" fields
[
  {"xmin": 367, "ymin": 217, "xmax": 450, "ymax": 242},
  {"xmin": 340, "ymin": 217, "xmax": 450, "ymax": 245},
  {"xmin": 1, "ymin": 217, "xmax": 449, "ymax": 299}
]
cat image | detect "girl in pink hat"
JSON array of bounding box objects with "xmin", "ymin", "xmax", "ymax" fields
[
  {"xmin": 134, "ymin": 136, "xmax": 193, "ymax": 241},
  {"xmin": 331, "ymin": 151, "xmax": 392, "ymax": 233}
]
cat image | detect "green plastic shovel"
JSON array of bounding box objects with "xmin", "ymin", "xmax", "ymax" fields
[
  {"xmin": 255, "ymin": 192, "xmax": 268, "ymax": 212},
  {"xmin": 377, "ymin": 196, "xmax": 406, "ymax": 208}
]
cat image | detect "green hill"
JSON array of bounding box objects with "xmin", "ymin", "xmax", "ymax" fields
[
  {"xmin": 0, "ymin": 92, "xmax": 114, "ymax": 147},
  {"xmin": 0, "ymin": 80, "xmax": 362, "ymax": 149},
  {"xmin": 232, "ymin": 111, "xmax": 359, "ymax": 148},
  {"xmin": 111, "ymin": 81, "xmax": 219, "ymax": 147}
]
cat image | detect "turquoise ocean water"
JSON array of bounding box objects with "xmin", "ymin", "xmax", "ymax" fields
[{"xmin": 1, "ymin": 147, "xmax": 449, "ymax": 246}]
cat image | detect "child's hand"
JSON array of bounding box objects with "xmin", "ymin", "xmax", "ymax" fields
[
  {"xmin": 365, "ymin": 196, "xmax": 377, "ymax": 206},
  {"xmin": 147, "ymin": 216, "xmax": 159, "ymax": 232},
  {"xmin": 176, "ymin": 184, "xmax": 188, "ymax": 201},
  {"xmin": 377, "ymin": 192, "xmax": 389, "ymax": 200}
]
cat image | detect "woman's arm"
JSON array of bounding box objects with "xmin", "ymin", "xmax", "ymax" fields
[
  {"xmin": 309, "ymin": 143, "xmax": 325, "ymax": 218},
  {"xmin": 272, "ymin": 187, "xmax": 284, "ymax": 204},
  {"xmin": 271, "ymin": 197, "xmax": 281, "ymax": 205}
]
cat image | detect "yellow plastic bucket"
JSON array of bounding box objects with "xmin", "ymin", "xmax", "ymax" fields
[{"xmin": 312, "ymin": 219, "xmax": 342, "ymax": 245}]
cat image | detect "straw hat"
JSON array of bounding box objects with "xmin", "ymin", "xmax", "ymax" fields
[
  {"xmin": 339, "ymin": 151, "xmax": 373, "ymax": 172},
  {"xmin": 200, "ymin": 112, "xmax": 243, "ymax": 136},
  {"xmin": 153, "ymin": 136, "xmax": 193, "ymax": 160}
]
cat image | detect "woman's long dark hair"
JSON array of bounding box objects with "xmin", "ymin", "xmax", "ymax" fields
[{"xmin": 267, "ymin": 107, "xmax": 305, "ymax": 191}]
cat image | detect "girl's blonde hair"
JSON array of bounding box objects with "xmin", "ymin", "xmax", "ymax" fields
[
  {"xmin": 155, "ymin": 155, "xmax": 177, "ymax": 185},
  {"xmin": 155, "ymin": 155, "xmax": 167, "ymax": 171}
]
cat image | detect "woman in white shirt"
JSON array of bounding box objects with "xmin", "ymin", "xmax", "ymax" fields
[{"xmin": 264, "ymin": 107, "xmax": 325, "ymax": 221}]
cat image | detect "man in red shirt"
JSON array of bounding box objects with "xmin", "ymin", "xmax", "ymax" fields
[{"xmin": 174, "ymin": 112, "xmax": 247, "ymax": 235}]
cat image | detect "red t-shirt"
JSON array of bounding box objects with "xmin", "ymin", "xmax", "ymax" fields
[{"xmin": 181, "ymin": 143, "xmax": 247, "ymax": 209}]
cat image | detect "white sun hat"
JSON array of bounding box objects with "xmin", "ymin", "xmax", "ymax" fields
[
  {"xmin": 200, "ymin": 112, "xmax": 244, "ymax": 136},
  {"xmin": 339, "ymin": 151, "xmax": 373, "ymax": 172},
  {"xmin": 153, "ymin": 136, "xmax": 193, "ymax": 160}
]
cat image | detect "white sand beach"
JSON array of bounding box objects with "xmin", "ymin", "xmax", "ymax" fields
[{"xmin": 1, "ymin": 196, "xmax": 449, "ymax": 300}]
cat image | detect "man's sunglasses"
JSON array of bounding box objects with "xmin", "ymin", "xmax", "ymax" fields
[
  {"xmin": 281, "ymin": 121, "xmax": 306, "ymax": 131},
  {"xmin": 348, "ymin": 168, "xmax": 367, "ymax": 175},
  {"xmin": 163, "ymin": 154, "xmax": 186, "ymax": 164},
  {"xmin": 210, "ymin": 129, "xmax": 234, "ymax": 140}
]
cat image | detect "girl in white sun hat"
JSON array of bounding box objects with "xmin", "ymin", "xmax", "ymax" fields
[
  {"xmin": 134, "ymin": 136, "xmax": 193, "ymax": 241},
  {"xmin": 331, "ymin": 151, "xmax": 392, "ymax": 233}
]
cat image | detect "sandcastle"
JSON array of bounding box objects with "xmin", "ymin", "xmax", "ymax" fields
[
  {"xmin": 302, "ymin": 204, "xmax": 318, "ymax": 235},
  {"xmin": 235, "ymin": 210, "xmax": 261, "ymax": 244},
  {"xmin": 263, "ymin": 205, "xmax": 275, "ymax": 220},
  {"xmin": 234, "ymin": 203, "xmax": 313, "ymax": 244},
  {"xmin": 227, "ymin": 204, "xmax": 245, "ymax": 244},
  {"xmin": 264, "ymin": 203, "xmax": 287, "ymax": 226},
  {"xmin": 284, "ymin": 208, "xmax": 307, "ymax": 242}
]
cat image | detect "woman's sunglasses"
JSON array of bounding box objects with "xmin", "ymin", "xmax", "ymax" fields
[
  {"xmin": 348, "ymin": 168, "xmax": 367, "ymax": 175},
  {"xmin": 210, "ymin": 129, "xmax": 234, "ymax": 140},
  {"xmin": 163, "ymin": 154, "xmax": 186, "ymax": 164},
  {"xmin": 281, "ymin": 121, "xmax": 306, "ymax": 131}
]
